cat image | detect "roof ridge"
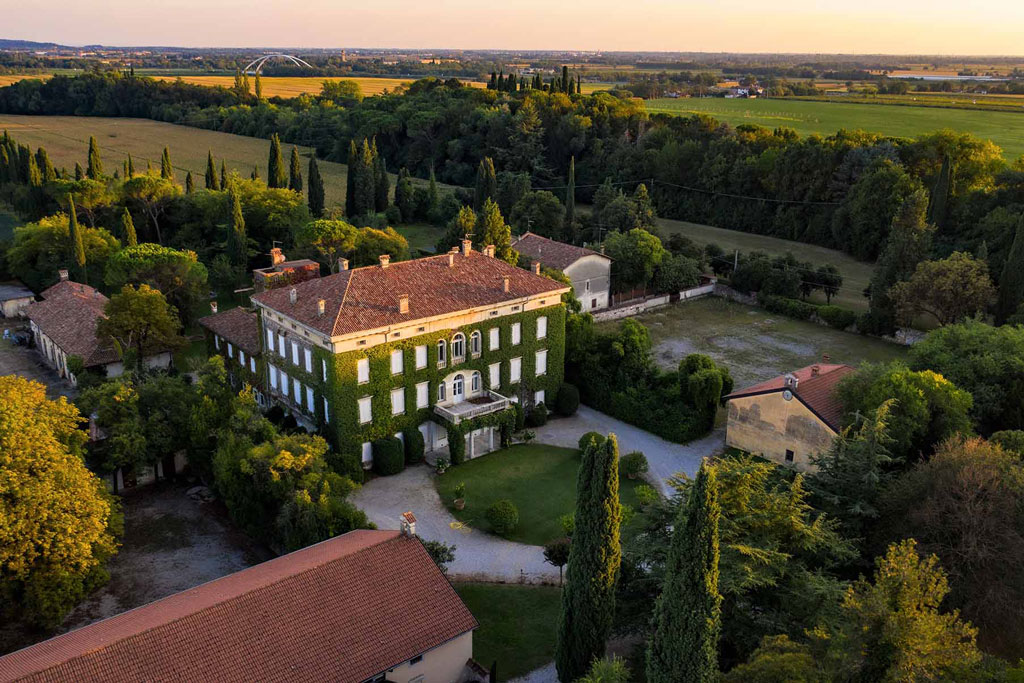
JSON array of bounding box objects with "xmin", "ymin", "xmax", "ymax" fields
[{"xmin": 332, "ymin": 269, "xmax": 354, "ymax": 336}]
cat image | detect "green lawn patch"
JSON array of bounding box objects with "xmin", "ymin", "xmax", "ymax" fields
[
  {"xmin": 393, "ymin": 222, "xmax": 442, "ymax": 255},
  {"xmin": 435, "ymin": 443, "xmax": 647, "ymax": 547},
  {"xmin": 455, "ymin": 582, "xmax": 561, "ymax": 679}
]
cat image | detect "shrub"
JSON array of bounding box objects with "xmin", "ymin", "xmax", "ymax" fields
[
  {"xmin": 991, "ymin": 430, "xmax": 1024, "ymax": 456},
  {"xmin": 635, "ymin": 484, "xmax": 658, "ymax": 507},
  {"xmin": 486, "ymin": 499, "xmax": 519, "ymax": 536},
  {"xmin": 384, "ymin": 204, "xmax": 402, "ymax": 224},
  {"xmin": 525, "ymin": 402, "xmax": 549, "ymax": 427},
  {"xmin": 555, "ymin": 383, "xmax": 580, "ymax": 416},
  {"xmin": 578, "ymin": 431, "xmax": 606, "ymax": 452},
  {"xmin": 447, "ymin": 426, "xmax": 466, "ymax": 465},
  {"xmin": 419, "ymin": 538, "xmax": 455, "ymax": 574},
  {"xmin": 757, "ymin": 292, "xmax": 817, "ymax": 321},
  {"xmin": 513, "ymin": 402, "xmax": 526, "ymax": 431},
  {"xmin": 372, "ymin": 437, "xmax": 404, "ymax": 476},
  {"xmin": 454, "ymin": 481, "xmax": 466, "ymax": 500},
  {"xmin": 402, "ymin": 427, "xmax": 425, "ymax": 464},
  {"xmin": 560, "ymin": 513, "xmax": 575, "ymax": 536},
  {"xmin": 818, "ymin": 305, "xmax": 858, "ymax": 330},
  {"xmin": 620, "ymin": 451, "xmax": 649, "ymax": 479}
]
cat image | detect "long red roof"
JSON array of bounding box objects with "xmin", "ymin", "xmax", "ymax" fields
[{"xmin": 725, "ymin": 363, "xmax": 854, "ymax": 431}]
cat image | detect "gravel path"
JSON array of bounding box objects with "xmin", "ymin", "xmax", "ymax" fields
[
  {"xmin": 531, "ymin": 405, "xmax": 725, "ymax": 496},
  {"xmin": 349, "ymin": 465, "xmax": 559, "ymax": 584},
  {"xmin": 510, "ymin": 662, "xmax": 558, "ymax": 683}
]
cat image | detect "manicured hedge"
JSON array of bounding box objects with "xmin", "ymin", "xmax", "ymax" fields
[
  {"xmin": 486, "ymin": 499, "xmax": 520, "ymax": 536},
  {"xmin": 525, "ymin": 403, "xmax": 549, "ymax": 427},
  {"xmin": 372, "ymin": 437, "xmax": 405, "ymax": 476},
  {"xmin": 555, "ymin": 383, "xmax": 580, "ymax": 416},
  {"xmin": 757, "ymin": 292, "xmax": 817, "ymax": 320},
  {"xmin": 402, "ymin": 427, "xmax": 425, "ymax": 464},
  {"xmin": 578, "ymin": 431, "xmax": 605, "ymax": 451},
  {"xmin": 818, "ymin": 305, "xmax": 858, "ymax": 330},
  {"xmin": 620, "ymin": 451, "xmax": 649, "ymax": 479}
]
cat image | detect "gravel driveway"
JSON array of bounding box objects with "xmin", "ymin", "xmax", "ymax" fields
[
  {"xmin": 349, "ymin": 465, "xmax": 559, "ymax": 584},
  {"xmin": 531, "ymin": 405, "xmax": 725, "ymax": 496}
]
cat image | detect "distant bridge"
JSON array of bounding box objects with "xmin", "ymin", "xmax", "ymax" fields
[{"xmin": 242, "ymin": 54, "xmax": 314, "ymax": 74}]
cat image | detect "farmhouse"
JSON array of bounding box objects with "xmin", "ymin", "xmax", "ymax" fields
[
  {"xmin": 0, "ymin": 280, "xmax": 34, "ymax": 318},
  {"xmin": 249, "ymin": 242, "xmax": 569, "ymax": 468},
  {"xmin": 24, "ymin": 271, "xmax": 171, "ymax": 385},
  {"xmin": 0, "ymin": 527, "xmax": 482, "ymax": 683},
  {"xmin": 511, "ymin": 232, "xmax": 611, "ymax": 312},
  {"xmin": 724, "ymin": 363, "xmax": 853, "ymax": 471}
]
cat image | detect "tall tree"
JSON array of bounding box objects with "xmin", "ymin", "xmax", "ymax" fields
[
  {"xmin": 86, "ymin": 136, "xmax": 102, "ymax": 179},
  {"xmin": 474, "ymin": 157, "xmax": 498, "ymax": 211},
  {"xmin": 426, "ymin": 165, "xmax": 440, "ymax": 219},
  {"xmin": 555, "ymin": 434, "xmax": 622, "ymax": 682},
  {"xmin": 353, "ymin": 138, "xmax": 376, "ymax": 217},
  {"xmin": 565, "ymin": 156, "xmax": 576, "ymax": 226},
  {"xmin": 205, "ymin": 150, "xmax": 219, "ymax": 190},
  {"xmin": 307, "ymin": 155, "xmax": 325, "ymax": 217},
  {"xmin": 289, "ymin": 146, "xmax": 303, "ymax": 193},
  {"xmin": 74, "ymin": 161, "xmax": 83, "ymax": 181},
  {"xmin": 646, "ymin": 461, "xmax": 721, "ymax": 683},
  {"xmin": 97, "ymin": 284, "xmax": 184, "ymax": 370},
  {"xmin": 889, "ymin": 252, "xmax": 995, "ymax": 326},
  {"xmin": 562, "ymin": 65, "xmax": 571, "ymax": 93},
  {"xmin": 394, "ymin": 167, "xmax": 414, "ymax": 220},
  {"xmin": 476, "ymin": 198, "xmax": 517, "ymax": 264},
  {"xmin": 345, "ymin": 139, "xmax": 358, "ymax": 218},
  {"xmin": 35, "ymin": 146, "xmax": 55, "ymax": 182},
  {"xmin": 227, "ymin": 182, "xmax": 248, "ymax": 266},
  {"xmin": 373, "ymin": 150, "xmax": 389, "ymax": 212},
  {"xmin": 996, "ymin": 216, "xmax": 1024, "ymax": 324},
  {"xmin": 185, "ymin": 171, "xmax": 194, "ymax": 194},
  {"xmin": 219, "ymin": 160, "xmax": 227, "ymax": 190},
  {"xmin": 927, "ymin": 154, "xmax": 951, "ymax": 230},
  {"xmin": 267, "ymin": 133, "xmax": 286, "ymax": 189},
  {"xmin": 68, "ymin": 195, "xmax": 86, "ymax": 280},
  {"xmin": 254, "ymin": 71, "xmax": 263, "ymax": 100},
  {"xmin": 121, "ymin": 207, "xmax": 137, "ymax": 247},
  {"xmin": 160, "ymin": 147, "xmax": 173, "ymax": 181},
  {"xmin": 126, "ymin": 153, "xmax": 134, "ymax": 179}
]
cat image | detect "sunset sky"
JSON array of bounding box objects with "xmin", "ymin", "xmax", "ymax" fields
[{"xmin": 5, "ymin": 0, "xmax": 1023, "ymax": 55}]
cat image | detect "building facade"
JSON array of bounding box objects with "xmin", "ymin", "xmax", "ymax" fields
[
  {"xmin": 199, "ymin": 304, "xmax": 266, "ymax": 405},
  {"xmin": 512, "ymin": 232, "xmax": 612, "ymax": 312},
  {"xmin": 250, "ymin": 242, "xmax": 569, "ymax": 468}
]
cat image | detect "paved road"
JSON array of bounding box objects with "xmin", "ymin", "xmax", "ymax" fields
[
  {"xmin": 349, "ymin": 465, "xmax": 560, "ymax": 584},
  {"xmin": 531, "ymin": 405, "xmax": 725, "ymax": 496}
]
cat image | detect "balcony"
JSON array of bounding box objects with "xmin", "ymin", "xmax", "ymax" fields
[{"xmin": 434, "ymin": 390, "xmax": 512, "ymax": 425}]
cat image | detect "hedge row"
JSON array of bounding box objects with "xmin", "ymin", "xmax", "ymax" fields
[{"xmin": 757, "ymin": 293, "xmax": 858, "ymax": 331}]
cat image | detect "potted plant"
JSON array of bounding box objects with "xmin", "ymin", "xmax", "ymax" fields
[
  {"xmin": 435, "ymin": 455, "xmax": 450, "ymax": 475},
  {"xmin": 453, "ymin": 482, "xmax": 466, "ymax": 510}
]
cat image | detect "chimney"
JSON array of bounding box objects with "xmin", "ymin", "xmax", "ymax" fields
[
  {"xmin": 448, "ymin": 251, "xmax": 455, "ymax": 267},
  {"xmin": 379, "ymin": 254, "xmax": 391, "ymax": 269},
  {"xmin": 532, "ymin": 260, "xmax": 541, "ymax": 275},
  {"xmin": 289, "ymin": 288, "xmax": 297, "ymax": 305},
  {"xmin": 210, "ymin": 301, "xmax": 218, "ymax": 314},
  {"xmin": 784, "ymin": 373, "xmax": 798, "ymax": 391},
  {"xmin": 503, "ymin": 276, "xmax": 510, "ymax": 293},
  {"xmin": 461, "ymin": 239, "xmax": 472, "ymax": 256},
  {"xmin": 317, "ymin": 299, "xmax": 326, "ymax": 317},
  {"xmin": 337, "ymin": 257, "xmax": 349, "ymax": 271},
  {"xmin": 822, "ymin": 353, "xmax": 831, "ymax": 363},
  {"xmin": 270, "ymin": 247, "xmax": 285, "ymax": 266},
  {"xmin": 400, "ymin": 511, "xmax": 417, "ymax": 537},
  {"xmin": 484, "ymin": 244, "xmax": 495, "ymax": 258},
  {"xmin": 811, "ymin": 364, "xmax": 820, "ymax": 377},
  {"xmin": 58, "ymin": 269, "xmax": 69, "ymax": 282},
  {"xmin": 399, "ymin": 294, "xmax": 409, "ymax": 314}
]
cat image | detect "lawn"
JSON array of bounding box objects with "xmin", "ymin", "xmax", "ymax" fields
[
  {"xmin": 435, "ymin": 444, "xmax": 648, "ymax": 547},
  {"xmin": 600, "ymin": 296, "xmax": 908, "ymax": 388},
  {"xmin": 454, "ymin": 582, "xmax": 561, "ymax": 679},
  {"xmin": 646, "ymin": 96, "xmax": 1024, "ymax": 160},
  {"xmin": 393, "ymin": 222, "xmax": 444, "ymax": 255}
]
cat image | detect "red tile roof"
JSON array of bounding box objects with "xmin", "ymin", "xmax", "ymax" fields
[
  {"xmin": 24, "ymin": 284, "xmax": 118, "ymax": 367},
  {"xmin": 0, "ymin": 530, "xmax": 477, "ymax": 683},
  {"xmin": 725, "ymin": 364, "xmax": 854, "ymax": 431},
  {"xmin": 198, "ymin": 307, "xmax": 261, "ymax": 356},
  {"xmin": 253, "ymin": 249, "xmax": 570, "ymax": 337},
  {"xmin": 511, "ymin": 232, "xmax": 609, "ymax": 271}
]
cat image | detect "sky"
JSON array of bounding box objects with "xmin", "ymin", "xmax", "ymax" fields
[{"xmin": 3, "ymin": 0, "xmax": 1023, "ymax": 55}]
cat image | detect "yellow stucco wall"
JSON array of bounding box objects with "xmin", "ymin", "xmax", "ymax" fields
[
  {"xmin": 384, "ymin": 631, "xmax": 473, "ymax": 683},
  {"xmin": 726, "ymin": 392, "xmax": 837, "ymax": 471}
]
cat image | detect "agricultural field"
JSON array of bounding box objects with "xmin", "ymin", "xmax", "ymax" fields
[
  {"xmin": 598, "ymin": 296, "xmax": 907, "ymax": 388},
  {"xmin": 0, "ymin": 114, "xmax": 458, "ymax": 211},
  {"xmin": 646, "ymin": 96, "xmax": 1024, "ymax": 159}
]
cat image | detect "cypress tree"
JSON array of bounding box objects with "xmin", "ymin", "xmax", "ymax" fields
[
  {"xmin": 345, "ymin": 139, "xmax": 358, "ymax": 218},
  {"xmin": 220, "ymin": 161, "xmax": 227, "ymax": 190},
  {"xmin": 927, "ymin": 155, "xmax": 951, "ymax": 231},
  {"xmin": 645, "ymin": 461, "xmax": 722, "ymax": 683},
  {"xmin": 996, "ymin": 216, "xmax": 1024, "ymax": 324},
  {"xmin": 474, "ymin": 157, "xmax": 497, "ymax": 211},
  {"xmin": 374, "ymin": 151, "xmax": 389, "ymax": 212},
  {"xmin": 121, "ymin": 207, "xmax": 137, "ymax": 247},
  {"xmin": 185, "ymin": 171, "xmax": 194, "ymax": 193},
  {"xmin": 488, "ymin": 71, "xmax": 497, "ymax": 89},
  {"xmin": 562, "ymin": 65, "xmax": 570, "ymax": 93},
  {"xmin": 24, "ymin": 153, "xmax": 41, "ymax": 188},
  {"xmin": 242, "ymin": 72, "xmax": 251, "ymax": 97},
  {"xmin": 267, "ymin": 133, "xmax": 286, "ymax": 188},
  {"xmin": 227, "ymin": 183, "xmax": 247, "ymax": 266},
  {"xmin": 395, "ymin": 167, "xmax": 414, "ymax": 221},
  {"xmin": 160, "ymin": 147, "xmax": 174, "ymax": 181},
  {"xmin": 146, "ymin": 159, "xmax": 152, "ymax": 174},
  {"xmin": 254, "ymin": 71, "xmax": 263, "ymax": 100},
  {"xmin": 127, "ymin": 154, "xmax": 135, "ymax": 178},
  {"xmin": 353, "ymin": 138, "xmax": 375, "ymax": 217},
  {"xmin": 0, "ymin": 147, "xmax": 8, "ymax": 184},
  {"xmin": 289, "ymin": 146, "xmax": 303, "ymax": 193},
  {"xmin": 426, "ymin": 166, "xmax": 440, "ymax": 219},
  {"xmin": 74, "ymin": 162, "xmax": 84, "ymax": 180},
  {"xmin": 205, "ymin": 150, "xmax": 218, "ymax": 190},
  {"xmin": 555, "ymin": 433, "xmax": 622, "ymax": 683},
  {"xmin": 233, "ymin": 69, "xmax": 244, "ymax": 97},
  {"xmin": 86, "ymin": 136, "xmax": 102, "ymax": 179},
  {"xmin": 566, "ymin": 156, "xmax": 576, "ymax": 225},
  {"xmin": 577, "ymin": 74, "xmax": 582, "ymax": 94},
  {"xmin": 68, "ymin": 196, "xmax": 86, "ymax": 281},
  {"xmin": 307, "ymin": 155, "xmax": 325, "ymax": 217},
  {"xmin": 35, "ymin": 147, "xmax": 55, "ymax": 182},
  {"xmin": 122, "ymin": 160, "xmax": 129, "ymax": 179}
]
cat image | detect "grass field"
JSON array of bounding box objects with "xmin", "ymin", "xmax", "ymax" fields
[
  {"xmin": 0, "ymin": 114, "xmax": 458, "ymax": 211},
  {"xmin": 598, "ymin": 296, "xmax": 907, "ymax": 388},
  {"xmin": 647, "ymin": 97, "xmax": 1024, "ymax": 159}
]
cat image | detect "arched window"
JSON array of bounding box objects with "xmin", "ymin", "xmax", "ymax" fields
[
  {"xmin": 471, "ymin": 371, "xmax": 481, "ymax": 392},
  {"xmin": 470, "ymin": 330, "xmax": 482, "ymax": 355},
  {"xmin": 437, "ymin": 339, "xmax": 447, "ymax": 367},
  {"xmin": 452, "ymin": 333, "xmax": 466, "ymax": 360},
  {"xmin": 453, "ymin": 374, "xmax": 465, "ymax": 398},
  {"xmin": 438, "ymin": 380, "xmax": 447, "ymax": 401}
]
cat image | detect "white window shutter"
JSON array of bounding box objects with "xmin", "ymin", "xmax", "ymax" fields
[
  {"xmin": 304, "ymin": 348, "xmax": 312, "ymax": 373},
  {"xmin": 536, "ymin": 349, "xmax": 547, "ymax": 376},
  {"xmin": 306, "ymin": 386, "xmax": 314, "ymax": 411}
]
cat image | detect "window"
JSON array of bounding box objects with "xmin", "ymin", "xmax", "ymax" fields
[
  {"xmin": 437, "ymin": 380, "xmax": 447, "ymax": 402},
  {"xmin": 304, "ymin": 348, "xmax": 312, "ymax": 373},
  {"xmin": 357, "ymin": 358, "xmax": 370, "ymax": 384},
  {"xmin": 306, "ymin": 386, "xmax": 314, "ymax": 412},
  {"xmin": 489, "ymin": 327, "xmax": 500, "ymax": 351},
  {"xmin": 452, "ymin": 333, "xmax": 466, "ymax": 360},
  {"xmin": 437, "ymin": 339, "xmax": 447, "ymax": 367},
  {"xmin": 361, "ymin": 441, "xmax": 373, "ymax": 466},
  {"xmin": 536, "ymin": 349, "xmax": 548, "ymax": 376},
  {"xmin": 510, "ymin": 357, "xmax": 522, "ymax": 383},
  {"xmin": 585, "ymin": 279, "xmax": 591, "ymax": 292},
  {"xmin": 322, "ymin": 358, "xmax": 327, "ymax": 382},
  {"xmin": 266, "ymin": 328, "xmax": 274, "ymax": 350},
  {"xmin": 391, "ymin": 387, "xmax": 405, "ymax": 415},
  {"xmin": 535, "ymin": 389, "xmax": 546, "ymax": 405},
  {"xmin": 537, "ymin": 316, "xmax": 547, "ymax": 339},
  {"xmin": 511, "ymin": 322, "xmax": 521, "ymax": 345},
  {"xmin": 470, "ymin": 331, "xmax": 481, "ymax": 356},
  {"xmin": 281, "ymin": 370, "xmax": 290, "ymax": 396},
  {"xmin": 416, "ymin": 381, "xmax": 429, "ymax": 409},
  {"xmin": 250, "ymin": 357, "xmax": 256, "ymax": 373},
  {"xmin": 269, "ymin": 365, "xmax": 278, "ymax": 389},
  {"xmin": 785, "ymin": 449, "xmax": 795, "ymax": 463},
  {"xmin": 291, "ymin": 341, "xmax": 300, "ymax": 366},
  {"xmin": 453, "ymin": 374, "xmax": 464, "ymax": 397},
  {"xmin": 410, "ymin": 655, "xmax": 424, "ymax": 665},
  {"xmin": 277, "ymin": 334, "xmax": 285, "ymax": 358},
  {"xmin": 358, "ymin": 397, "xmax": 372, "ymax": 424},
  {"xmin": 323, "ymin": 397, "xmax": 330, "ymax": 422},
  {"xmin": 415, "ymin": 345, "xmax": 427, "ymax": 369},
  {"xmin": 227, "ymin": 343, "xmax": 234, "ymax": 358},
  {"xmin": 489, "ymin": 363, "xmax": 500, "ymax": 390},
  {"xmin": 471, "ymin": 371, "xmax": 481, "ymax": 392},
  {"xmin": 293, "ymin": 379, "xmax": 301, "ymax": 405},
  {"xmin": 214, "ymin": 335, "xmax": 220, "ymax": 350},
  {"xmin": 390, "ymin": 349, "xmax": 403, "ymax": 375}
]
